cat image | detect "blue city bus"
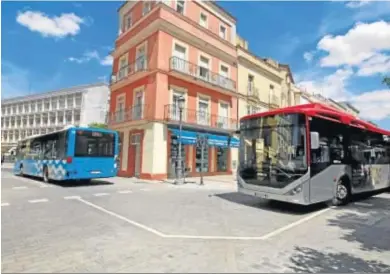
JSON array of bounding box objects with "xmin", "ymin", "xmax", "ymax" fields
[{"xmin": 13, "ymin": 126, "xmax": 120, "ymax": 182}]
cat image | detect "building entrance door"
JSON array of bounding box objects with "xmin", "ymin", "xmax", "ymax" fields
[{"xmin": 128, "ymin": 133, "xmax": 141, "ymax": 178}]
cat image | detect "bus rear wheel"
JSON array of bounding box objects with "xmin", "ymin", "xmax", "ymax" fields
[{"xmin": 332, "ymin": 179, "xmax": 350, "ymax": 206}]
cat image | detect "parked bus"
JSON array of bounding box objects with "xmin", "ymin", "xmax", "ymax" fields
[
  {"xmin": 237, "ymin": 103, "xmax": 390, "ymax": 206},
  {"xmin": 13, "ymin": 126, "xmax": 120, "ymax": 182}
]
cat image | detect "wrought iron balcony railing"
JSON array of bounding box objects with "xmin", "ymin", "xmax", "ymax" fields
[
  {"xmin": 107, "ymin": 104, "xmax": 148, "ymax": 125},
  {"xmin": 164, "ymin": 104, "xmax": 238, "ymax": 131},
  {"xmin": 169, "ymin": 56, "xmax": 236, "ymax": 92},
  {"xmin": 110, "ymin": 57, "xmax": 148, "ymax": 84}
]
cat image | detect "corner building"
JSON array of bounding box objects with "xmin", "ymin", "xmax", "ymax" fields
[{"xmin": 109, "ymin": 0, "xmax": 239, "ymax": 179}]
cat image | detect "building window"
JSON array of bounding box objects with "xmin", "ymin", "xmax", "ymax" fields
[
  {"xmin": 176, "ymin": 0, "xmax": 185, "ymax": 14},
  {"xmin": 172, "ymin": 43, "xmax": 187, "ymax": 72},
  {"xmin": 135, "ymin": 44, "xmax": 147, "ymax": 71},
  {"xmin": 198, "ymin": 97, "xmax": 210, "ymax": 125},
  {"xmin": 218, "ymin": 102, "xmax": 229, "ymax": 129},
  {"xmin": 196, "ymin": 146, "xmax": 209, "ymax": 172},
  {"xmin": 220, "ymin": 64, "xmax": 229, "ymax": 78},
  {"xmin": 168, "ymin": 133, "xmax": 186, "ymax": 179},
  {"xmin": 219, "ymin": 25, "xmax": 226, "ymax": 39},
  {"xmin": 133, "ymin": 90, "xmax": 144, "ymax": 120},
  {"xmin": 124, "ymin": 14, "xmax": 132, "ymax": 30},
  {"xmin": 143, "ymin": 2, "xmax": 152, "ymax": 15},
  {"xmin": 118, "ymin": 55, "xmax": 128, "ymax": 80},
  {"xmin": 198, "ymin": 56, "xmax": 210, "ymax": 80},
  {"xmin": 116, "ymin": 96, "xmax": 125, "ymax": 122},
  {"xmin": 200, "ymin": 12, "xmax": 208, "ymax": 28},
  {"xmin": 172, "ymin": 91, "xmax": 185, "ymax": 121}
]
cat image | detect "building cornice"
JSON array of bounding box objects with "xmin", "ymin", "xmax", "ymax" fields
[{"xmin": 1, "ymin": 83, "xmax": 108, "ymax": 105}]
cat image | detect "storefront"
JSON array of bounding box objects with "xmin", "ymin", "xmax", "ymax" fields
[{"xmin": 167, "ymin": 128, "xmax": 239, "ymax": 178}]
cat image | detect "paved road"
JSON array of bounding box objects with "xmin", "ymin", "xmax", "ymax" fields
[{"xmin": 2, "ymin": 169, "xmax": 390, "ymax": 273}]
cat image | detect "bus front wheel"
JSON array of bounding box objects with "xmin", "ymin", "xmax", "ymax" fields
[{"xmin": 332, "ymin": 179, "xmax": 351, "ymax": 206}]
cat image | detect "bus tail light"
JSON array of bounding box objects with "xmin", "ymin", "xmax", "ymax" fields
[{"xmin": 66, "ymin": 157, "xmax": 73, "ymax": 164}]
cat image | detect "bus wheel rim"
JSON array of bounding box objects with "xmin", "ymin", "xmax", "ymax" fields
[{"xmin": 337, "ymin": 184, "xmax": 347, "ymax": 199}]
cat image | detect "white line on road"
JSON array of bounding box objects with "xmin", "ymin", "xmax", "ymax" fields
[
  {"xmin": 1, "ymin": 203, "xmax": 10, "ymax": 207},
  {"xmin": 28, "ymin": 198, "xmax": 49, "ymax": 204},
  {"xmin": 76, "ymin": 198, "xmax": 165, "ymax": 237},
  {"xmin": 93, "ymin": 193, "xmax": 110, "ymax": 197},
  {"xmin": 64, "ymin": 196, "xmax": 81, "ymax": 200},
  {"xmin": 75, "ymin": 198, "xmax": 332, "ymax": 241},
  {"xmin": 12, "ymin": 176, "xmax": 48, "ymax": 187},
  {"xmin": 258, "ymin": 207, "xmax": 331, "ymax": 240},
  {"xmin": 354, "ymin": 202, "xmax": 373, "ymax": 207},
  {"xmin": 39, "ymin": 184, "xmax": 53, "ymax": 188},
  {"xmin": 118, "ymin": 190, "xmax": 133, "ymax": 194},
  {"xmin": 12, "ymin": 186, "xmax": 28, "ymax": 190},
  {"xmin": 140, "ymin": 188, "xmax": 151, "ymax": 192}
]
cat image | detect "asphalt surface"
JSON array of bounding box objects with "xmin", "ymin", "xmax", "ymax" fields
[{"xmin": 2, "ymin": 168, "xmax": 390, "ymax": 273}]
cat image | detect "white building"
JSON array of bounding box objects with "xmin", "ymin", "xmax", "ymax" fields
[{"xmin": 1, "ymin": 83, "xmax": 110, "ymax": 153}]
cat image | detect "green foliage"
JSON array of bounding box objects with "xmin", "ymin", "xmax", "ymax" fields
[
  {"xmin": 383, "ymin": 76, "xmax": 390, "ymax": 88},
  {"xmin": 88, "ymin": 122, "xmax": 108, "ymax": 129}
]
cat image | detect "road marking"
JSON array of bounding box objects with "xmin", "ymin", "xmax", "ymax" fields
[
  {"xmin": 118, "ymin": 190, "xmax": 133, "ymax": 194},
  {"xmin": 13, "ymin": 176, "xmax": 47, "ymax": 187},
  {"xmin": 354, "ymin": 202, "xmax": 373, "ymax": 207},
  {"xmin": 76, "ymin": 198, "xmax": 165, "ymax": 237},
  {"xmin": 93, "ymin": 193, "xmax": 110, "ymax": 197},
  {"xmin": 12, "ymin": 186, "xmax": 28, "ymax": 190},
  {"xmin": 1, "ymin": 203, "xmax": 10, "ymax": 207},
  {"xmin": 28, "ymin": 198, "xmax": 49, "ymax": 204},
  {"xmin": 258, "ymin": 207, "xmax": 332, "ymax": 240},
  {"xmin": 165, "ymin": 207, "xmax": 332, "ymax": 241},
  {"xmin": 64, "ymin": 196, "xmax": 81, "ymax": 200},
  {"xmin": 75, "ymin": 197, "xmax": 333, "ymax": 241},
  {"xmin": 140, "ymin": 188, "xmax": 151, "ymax": 192},
  {"xmin": 39, "ymin": 184, "xmax": 53, "ymax": 188}
]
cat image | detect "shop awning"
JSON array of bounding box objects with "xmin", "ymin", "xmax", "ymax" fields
[{"xmin": 170, "ymin": 129, "xmax": 239, "ymax": 148}]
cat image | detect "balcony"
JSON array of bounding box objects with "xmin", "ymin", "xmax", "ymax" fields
[
  {"xmin": 107, "ymin": 104, "xmax": 148, "ymax": 125},
  {"xmin": 247, "ymin": 83, "xmax": 259, "ymax": 100},
  {"xmin": 110, "ymin": 57, "xmax": 148, "ymax": 85},
  {"xmin": 169, "ymin": 57, "xmax": 236, "ymax": 92},
  {"xmin": 164, "ymin": 104, "xmax": 237, "ymax": 132},
  {"xmin": 270, "ymin": 94, "xmax": 280, "ymax": 108}
]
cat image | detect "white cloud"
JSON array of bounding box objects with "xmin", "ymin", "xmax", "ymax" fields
[
  {"xmin": 351, "ymin": 89, "xmax": 390, "ymax": 120},
  {"xmin": 357, "ymin": 54, "xmax": 390, "ymax": 76},
  {"xmin": 318, "ymin": 20, "xmax": 390, "ymax": 68},
  {"xmin": 67, "ymin": 50, "xmax": 112, "ymax": 66},
  {"xmin": 297, "ymin": 68, "xmax": 390, "ymax": 121},
  {"xmin": 100, "ymin": 55, "xmax": 113, "ymax": 66},
  {"xmin": 16, "ymin": 10, "xmax": 84, "ymax": 38},
  {"xmin": 303, "ymin": 51, "xmax": 315, "ymax": 63},
  {"xmin": 345, "ymin": 0, "xmax": 373, "ymax": 9},
  {"xmin": 297, "ymin": 67, "xmax": 353, "ymax": 100}
]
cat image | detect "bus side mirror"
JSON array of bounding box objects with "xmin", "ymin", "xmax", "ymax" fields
[{"xmin": 311, "ymin": 132, "xmax": 320, "ymax": 150}]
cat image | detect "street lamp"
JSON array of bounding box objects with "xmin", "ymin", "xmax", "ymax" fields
[{"xmin": 175, "ymin": 96, "xmax": 186, "ymax": 185}]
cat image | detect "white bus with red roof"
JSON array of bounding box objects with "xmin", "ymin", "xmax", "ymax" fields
[{"xmin": 237, "ymin": 103, "xmax": 390, "ymax": 206}]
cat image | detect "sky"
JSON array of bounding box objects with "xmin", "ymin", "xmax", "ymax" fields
[{"xmin": 1, "ymin": 0, "xmax": 390, "ymax": 129}]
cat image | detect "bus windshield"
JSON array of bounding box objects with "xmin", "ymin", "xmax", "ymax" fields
[
  {"xmin": 74, "ymin": 130, "xmax": 115, "ymax": 157},
  {"xmin": 239, "ymin": 113, "xmax": 308, "ymax": 188}
]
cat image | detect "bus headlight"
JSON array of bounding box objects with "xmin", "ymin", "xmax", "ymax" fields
[{"xmin": 288, "ymin": 186, "xmax": 303, "ymax": 195}]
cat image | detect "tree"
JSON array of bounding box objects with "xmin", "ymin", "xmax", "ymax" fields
[
  {"xmin": 383, "ymin": 76, "xmax": 390, "ymax": 88},
  {"xmin": 88, "ymin": 122, "xmax": 107, "ymax": 129}
]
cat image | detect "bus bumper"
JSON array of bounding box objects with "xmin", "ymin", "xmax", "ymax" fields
[{"xmin": 238, "ymin": 186, "xmax": 311, "ymax": 205}]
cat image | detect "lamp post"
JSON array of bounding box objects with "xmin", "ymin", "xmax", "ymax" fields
[{"xmin": 175, "ymin": 96, "xmax": 186, "ymax": 185}]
